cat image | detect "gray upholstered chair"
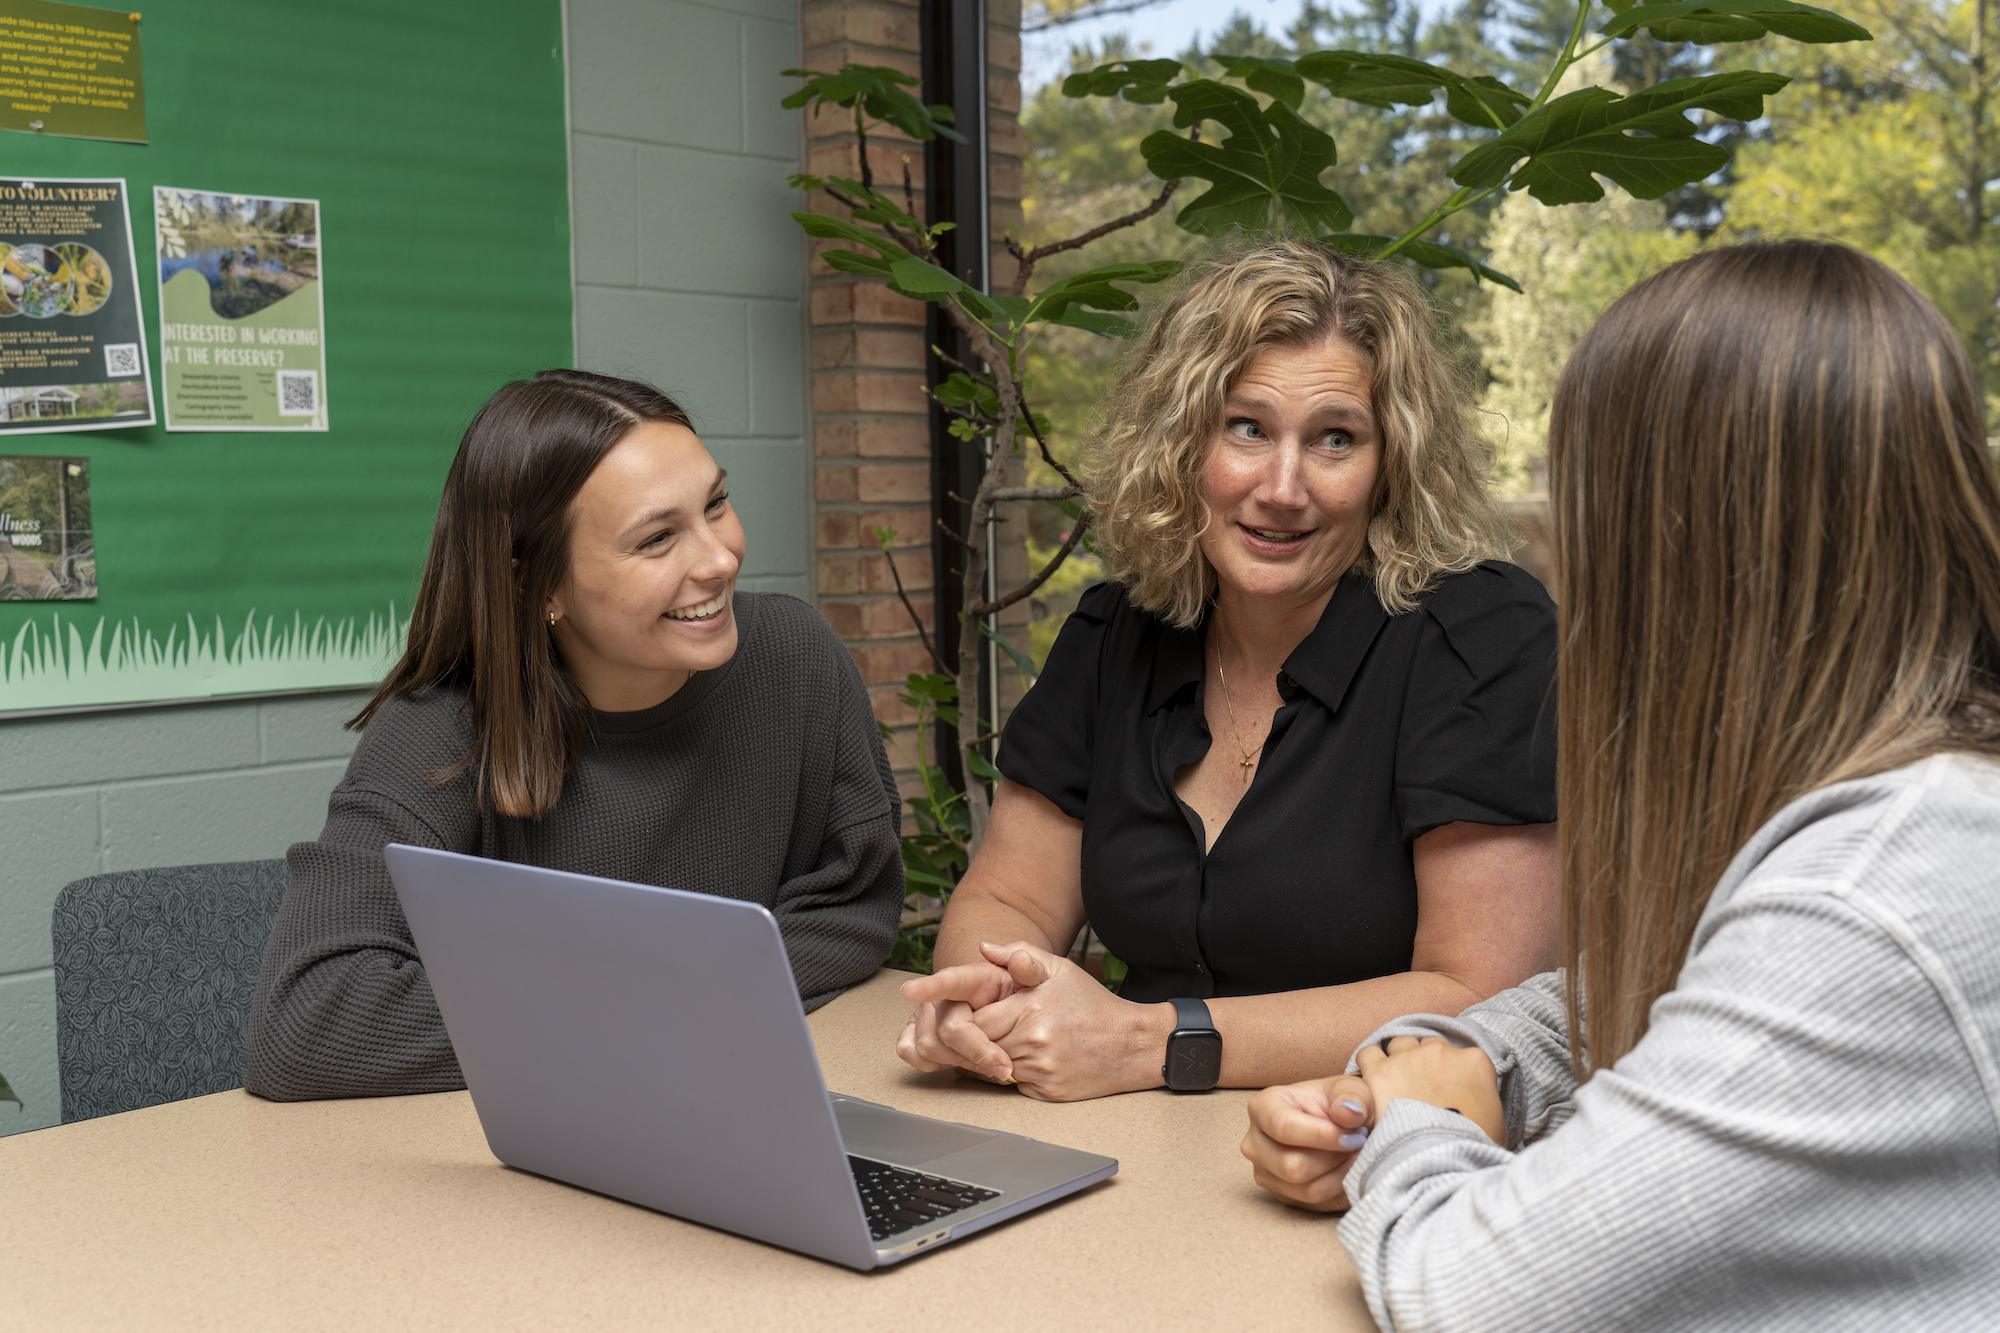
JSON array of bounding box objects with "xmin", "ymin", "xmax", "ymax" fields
[{"xmin": 52, "ymin": 859, "xmax": 289, "ymax": 1123}]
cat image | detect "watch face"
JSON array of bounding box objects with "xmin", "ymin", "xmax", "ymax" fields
[{"xmin": 1166, "ymin": 1031, "xmax": 1223, "ymax": 1091}]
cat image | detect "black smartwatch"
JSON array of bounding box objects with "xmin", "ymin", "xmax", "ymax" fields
[{"xmin": 1161, "ymin": 996, "xmax": 1223, "ymax": 1092}]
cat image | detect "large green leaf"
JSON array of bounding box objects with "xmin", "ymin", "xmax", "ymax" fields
[
  {"xmin": 1442, "ymin": 75, "xmax": 1537, "ymax": 131},
  {"xmin": 1142, "ymin": 81, "xmax": 1353, "ymax": 236},
  {"xmin": 1213, "ymin": 54, "xmax": 1306, "ymax": 109},
  {"xmin": 792, "ymin": 211, "xmax": 906, "ymax": 259},
  {"xmin": 931, "ymin": 371, "xmax": 998, "ymax": 414},
  {"xmin": 782, "ymin": 64, "xmax": 967, "ymax": 142},
  {"xmin": 1294, "ymin": 50, "xmax": 1533, "ymax": 129},
  {"xmin": 1061, "ymin": 58, "xmax": 1185, "ymax": 104},
  {"xmin": 820, "ymin": 249, "xmax": 897, "ymax": 278},
  {"xmin": 1320, "ymin": 232, "xmax": 1523, "ymax": 291},
  {"xmin": 1027, "ymin": 260, "xmax": 1182, "ymax": 323},
  {"xmin": 1450, "ymin": 72, "xmax": 1791, "ymax": 204},
  {"xmin": 820, "ymin": 175, "xmax": 925, "ymax": 234},
  {"xmin": 1046, "ymin": 308, "xmax": 1142, "ymax": 336},
  {"xmin": 904, "ymin": 672, "xmax": 958, "ymax": 703},
  {"xmin": 856, "ymin": 249, "xmax": 1000, "ymax": 314},
  {"xmin": 1600, "ymin": 1, "xmax": 1869, "ymax": 45},
  {"xmin": 888, "ymin": 256, "xmax": 974, "ymax": 295}
]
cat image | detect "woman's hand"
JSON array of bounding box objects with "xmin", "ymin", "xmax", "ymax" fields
[
  {"xmin": 1240, "ymin": 1075, "xmax": 1376, "ymax": 1212},
  {"xmin": 966, "ymin": 941, "xmax": 1175, "ymax": 1102},
  {"xmin": 897, "ymin": 946, "xmax": 1030, "ymax": 1082},
  {"xmin": 1355, "ymin": 1034, "xmax": 1505, "ymax": 1145}
]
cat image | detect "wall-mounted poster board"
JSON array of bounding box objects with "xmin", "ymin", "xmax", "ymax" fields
[
  {"xmin": 0, "ymin": 176, "xmax": 155, "ymax": 435},
  {"xmin": 0, "ymin": 0, "xmax": 572, "ymax": 714}
]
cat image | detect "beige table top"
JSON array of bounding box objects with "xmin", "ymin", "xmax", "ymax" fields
[{"xmin": 2, "ymin": 970, "xmax": 1373, "ymax": 1331}]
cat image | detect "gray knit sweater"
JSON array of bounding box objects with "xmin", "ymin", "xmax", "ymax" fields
[
  {"xmin": 246, "ymin": 592, "xmax": 904, "ymax": 1102},
  {"xmin": 1339, "ymin": 753, "xmax": 2000, "ymax": 1330}
]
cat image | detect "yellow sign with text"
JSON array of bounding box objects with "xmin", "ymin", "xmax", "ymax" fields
[{"xmin": 0, "ymin": 0, "xmax": 146, "ymax": 144}]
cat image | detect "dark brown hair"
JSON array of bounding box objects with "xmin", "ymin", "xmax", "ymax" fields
[
  {"xmin": 353, "ymin": 368, "xmax": 694, "ymax": 818},
  {"xmin": 1549, "ymin": 240, "xmax": 2000, "ymax": 1076}
]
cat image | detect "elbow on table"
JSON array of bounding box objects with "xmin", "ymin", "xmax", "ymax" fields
[
  {"xmin": 242, "ymin": 1007, "xmax": 331, "ymax": 1102},
  {"xmin": 241, "ymin": 965, "xmax": 464, "ymax": 1103}
]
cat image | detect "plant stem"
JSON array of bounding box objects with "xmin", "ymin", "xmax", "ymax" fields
[
  {"xmin": 967, "ymin": 512, "xmax": 1093, "ymax": 618},
  {"xmin": 1376, "ymin": 0, "xmax": 1592, "ymax": 265},
  {"xmin": 1019, "ymin": 396, "xmax": 1082, "ymax": 490},
  {"xmin": 1571, "ymin": 35, "xmax": 1614, "ymax": 64},
  {"xmin": 938, "ymin": 312, "xmax": 1027, "ymax": 850},
  {"xmin": 1530, "ymin": 1, "xmax": 1599, "ymax": 113},
  {"xmin": 1372, "ymin": 183, "xmax": 1500, "ymax": 262},
  {"xmin": 855, "ymin": 105, "xmax": 873, "ymax": 192},
  {"xmin": 1003, "ymin": 178, "xmax": 1182, "ymax": 296},
  {"xmin": 880, "ymin": 540, "xmax": 952, "ymax": 675}
]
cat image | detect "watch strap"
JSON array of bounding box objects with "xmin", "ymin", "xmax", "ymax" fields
[{"xmin": 1170, "ymin": 995, "xmax": 1216, "ymax": 1035}]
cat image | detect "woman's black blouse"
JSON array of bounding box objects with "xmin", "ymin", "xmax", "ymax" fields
[{"xmin": 997, "ymin": 561, "xmax": 1557, "ymax": 1005}]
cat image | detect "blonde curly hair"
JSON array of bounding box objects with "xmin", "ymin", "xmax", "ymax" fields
[{"xmin": 1082, "ymin": 239, "xmax": 1516, "ymax": 627}]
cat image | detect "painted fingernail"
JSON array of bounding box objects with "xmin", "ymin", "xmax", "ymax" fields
[
  {"xmin": 1339, "ymin": 1128, "xmax": 1369, "ymax": 1152},
  {"xmin": 1338, "ymin": 1099, "xmax": 1365, "ymax": 1117}
]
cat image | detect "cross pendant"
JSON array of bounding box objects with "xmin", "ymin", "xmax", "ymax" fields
[{"xmin": 1239, "ymin": 757, "xmax": 1256, "ymax": 776}]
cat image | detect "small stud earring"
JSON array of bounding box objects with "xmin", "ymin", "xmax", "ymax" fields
[{"xmin": 547, "ymin": 610, "xmax": 557, "ymax": 628}]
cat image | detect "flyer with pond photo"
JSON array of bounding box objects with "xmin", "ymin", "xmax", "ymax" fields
[
  {"xmin": 154, "ymin": 187, "xmax": 327, "ymax": 431},
  {"xmin": 0, "ymin": 176, "xmax": 155, "ymax": 436}
]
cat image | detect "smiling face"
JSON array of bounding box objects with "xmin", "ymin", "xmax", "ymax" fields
[
  {"xmin": 546, "ymin": 419, "xmax": 746, "ymax": 712},
  {"xmin": 1196, "ymin": 336, "xmax": 1383, "ymax": 620}
]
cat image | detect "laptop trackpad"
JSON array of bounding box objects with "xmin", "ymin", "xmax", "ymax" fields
[{"xmin": 833, "ymin": 1096, "xmax": 996, "ymax": 1166}]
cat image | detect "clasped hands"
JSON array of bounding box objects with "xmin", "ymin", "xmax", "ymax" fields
[
  {"xmin": 1240, "ymin": 1034, "xmax": 1505, "ymax": 1212},
  {"xmin": 896, "ymin": 940, "xmax": 1166, "ymax": 1102}
]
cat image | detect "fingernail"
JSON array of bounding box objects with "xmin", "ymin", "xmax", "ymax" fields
[
  {"xmin": 1338, "ymin": 1100, "xmax": 1365, "ymax": 1117},
  {"xmin": 1339, "ymin": 1128, "xmax": 1369, "ymax": 1152}
]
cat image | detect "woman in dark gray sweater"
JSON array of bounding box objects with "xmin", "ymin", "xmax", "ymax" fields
[{"xmin": 246, "ymin": 370, "xmax": 904, "ymax": 1101}]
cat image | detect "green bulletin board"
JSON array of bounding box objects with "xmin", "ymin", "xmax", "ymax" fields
[{"xmin": 0, "ymin": 0, "xmax": 572, "ymax": 713}]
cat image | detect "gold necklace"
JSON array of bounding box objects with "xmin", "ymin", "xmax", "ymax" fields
[{"xmin": 1213, "ymin": 634, "xmax": 1263, "ymax": 782}]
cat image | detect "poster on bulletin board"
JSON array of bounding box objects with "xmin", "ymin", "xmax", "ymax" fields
[
  {"xmin": 0, "ymin": 0, "xmax": 148, "ymax": 144},
  {"xmin": 155, "ymin": 187, "xmax": 327, "ymax": 431},
  {"xmin": 0, "ymin": 453, "xmax": 92, "ymax": 599},
  {"xmin": 0, "ymin": 175, "xmax": 155, "ymax": 435},
  {"xmin": 0, "ymin": 0, "xmax": 573, "ymax": 715}
]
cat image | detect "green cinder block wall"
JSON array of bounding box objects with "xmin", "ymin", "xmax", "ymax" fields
[
  {"xmin": 0, "ymin": 691, "xmax": 368, "ymax": 1133},
  {"xmin": 569, "ymin": 0, "xmax": 812, "ymax": 599},
  {"xmin": 0, "ymin": 0, "xmax": 811, "ymax": 1137}
]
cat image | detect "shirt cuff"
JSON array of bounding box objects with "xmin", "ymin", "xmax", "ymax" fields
[
  {"xmin": 1346, "ymin": 1098, "xmax": 1511, "ymax": 1202},
  {"xmin": 1345, "ymin": 1012, "xmax": 1482, "ymax": 1074}
]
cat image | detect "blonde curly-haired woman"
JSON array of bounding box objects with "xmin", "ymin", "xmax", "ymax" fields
[{"xmin": 896, "ymin": 240, "xmax": 1561, "ymax": 1101}]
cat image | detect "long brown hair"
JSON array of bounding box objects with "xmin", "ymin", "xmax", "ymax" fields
[
  {"xmin": 1550, "ymin": 240, "xmax": 2000, "ymax": 1075},
  {"xmin": 353, "ymin": 369, "xmax": 693, "ymax": 818}
]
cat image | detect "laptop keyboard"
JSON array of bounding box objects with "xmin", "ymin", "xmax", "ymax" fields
[{"xmin": 848, "ymin": 1156, "xmax": 1001, "ymax": 1242}]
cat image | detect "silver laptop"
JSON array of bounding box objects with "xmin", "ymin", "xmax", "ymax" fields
[{"xmin": 385, "ymin": 844, "xmax": 1117, "ymax": 1270}]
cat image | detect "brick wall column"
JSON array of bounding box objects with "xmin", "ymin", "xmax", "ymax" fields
[{"xmin": 804, "ymin": 0, "xmax": 1025, "ymax": 792}]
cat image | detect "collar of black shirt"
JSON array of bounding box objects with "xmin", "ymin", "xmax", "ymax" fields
[{"xmin": 1144, "ymin": 572, "xmax": 1390, "ymax": 716}]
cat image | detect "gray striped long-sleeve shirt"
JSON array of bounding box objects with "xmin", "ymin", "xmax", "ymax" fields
[{"xmin": 1338, "ymin": 753, "xmax": 2000, "ymax": 1331}]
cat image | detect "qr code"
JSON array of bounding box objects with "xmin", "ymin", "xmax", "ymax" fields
[
  {"xmin": 104, "ymin": 343, "xmax": 141, "ymax": 377},
  {"xmin": 276, "ymin": 369, "xmax": 319, "ymax": 416}
]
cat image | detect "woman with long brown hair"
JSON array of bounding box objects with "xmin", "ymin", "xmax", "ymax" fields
[
  {"xmin": 1240, "ymin": 241, "xmax": 2000, "ymax": 1325},
  {"xmin": 247, "ymin": 369, "xmax": 904, "ymax": 1100}
]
